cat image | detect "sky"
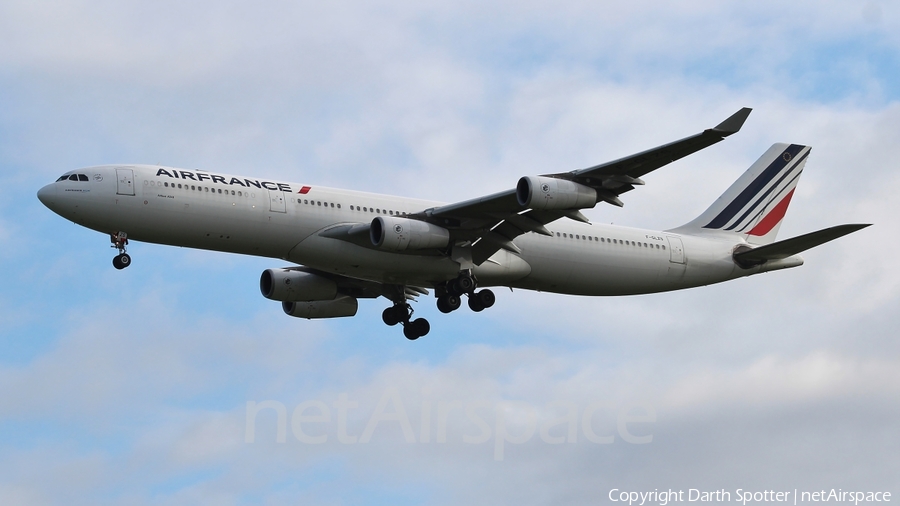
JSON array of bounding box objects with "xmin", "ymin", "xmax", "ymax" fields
[{"xmin": 1, "ymin": 1, "xmax": 899, "ymax": 504}]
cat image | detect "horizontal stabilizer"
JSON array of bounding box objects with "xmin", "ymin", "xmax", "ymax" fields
[{"xmin": 733, "ymin": 224, "xmax": 871, "ymax": 267}]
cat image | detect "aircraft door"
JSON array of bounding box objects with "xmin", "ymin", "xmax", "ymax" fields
[
  {"xmin": 268, "ymin": 189, "xmax": 286, "ymax": 213},
  {"xmin": 116, "ymin": 168, "xmax": 135, "ymax": 196},
  {"xmin": 666, "ymin": 235, "xmax": 685, "ymax": 264}
]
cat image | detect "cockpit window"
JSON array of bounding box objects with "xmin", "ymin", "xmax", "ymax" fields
[
  {"xmin": 78, "ymin": 174, "xmax": 89, "ymax": 181},
  {"xmin": 68, "ymin": 174, "xmax": 78, "ymax": 181},
  {"xmin": 56, "ymin": 175, "xmax": 69, "ymax": 182}
]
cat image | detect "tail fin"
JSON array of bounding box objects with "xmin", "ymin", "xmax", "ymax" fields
[{"xmin": 672, "ymin": 143, "xmax": 810, "ymax": 245}]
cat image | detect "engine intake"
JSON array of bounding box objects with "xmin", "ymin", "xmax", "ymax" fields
[
  {"xmin": 370, "ymin": 216, "xmax": 450, "ymax": 251},
  {"xmin": 282, "ymin": 296, "xmax": 358, "ymax": 319},
  {"xmin": 260, "ymin": 269, "xmax": 338, "ymax": 302},
  {"xmin": 516, "ymin": 176, "xmax": 597, "ymax": 210}
]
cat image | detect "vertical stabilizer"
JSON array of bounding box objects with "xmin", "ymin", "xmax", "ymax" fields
[{"xmin": 671, "ymin": 143, "xmax": 810, "ymax": 245}]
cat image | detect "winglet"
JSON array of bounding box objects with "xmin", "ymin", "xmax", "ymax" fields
[{"xmin": 712, "ymin": 107, "xmax": 752, "ymax": 134}]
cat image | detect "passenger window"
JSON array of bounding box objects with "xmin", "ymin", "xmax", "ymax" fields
[
  {"xmin": 337, "ymin": 204, "xmax": 341, "ymax": 209},
  {"xmin": 662, "ymin": 245, "xmax": 666, "ymax": 250}
]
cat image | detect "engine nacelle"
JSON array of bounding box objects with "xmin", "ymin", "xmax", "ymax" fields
[
  {"xmin": 516, "ymin": 176, "xmax": 597, "ymax": 210},
  {"xmin": 282, "ymin": 296, "xmax": 358, "ymax": 319},
  {"xmin": 260, "ymin": 269, "xmax": 338, "ymax": 302},
  {"xmin": 370, "ymin": 216, "xmax": 450, "ymax": 251}
]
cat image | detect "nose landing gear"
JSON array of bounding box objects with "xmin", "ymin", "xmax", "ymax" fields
[
  {"xmin": 110, "ymin": 232, "xmax": 131, "ymax": 270},
  {"xmin": 382, "ymin": 302, "xmax": 430, "ymax": 340}
]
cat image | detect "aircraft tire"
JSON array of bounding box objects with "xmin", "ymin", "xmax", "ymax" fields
[
  {"xmin": 477, "ymin": 289, "xmax": 495, "ymax": 308},
  {"xmin": 438, "ymin": 294, "xmax": 461, "ymax": 313},
  {"xmin": 457, "ymin": 276, "xmax": 475, "ymax": 293},
  {"xmin": 411, "ymin": 318, "xmax": 430, "ymax": 337},
  {"xmin": 468, "ymin": 295, "xmax": 485, "ymax": 312},
  {"xmin": 382, "ymin": 306, "xmax": 401, "ymax": 326}
]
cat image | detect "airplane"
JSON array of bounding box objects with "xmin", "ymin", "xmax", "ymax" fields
[{"xmin": 37, "ymin": 108, "xmax": 870, "ymax": 340}]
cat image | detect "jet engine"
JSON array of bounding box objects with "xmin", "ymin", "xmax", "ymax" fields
[
  {"xmin": 282, "ymin": 296, "xmax": 358, "ymax": 319},
  {"xmin": 516, "ymin": 176, "xmax": 597, "ymax": 210},
  {"xmin": 370, "ymin": 216, "xmax": 450, "ymax": 251},
  {"xmin": 260, "ymin": 269, "xmax": 338, "ymax": 302}
]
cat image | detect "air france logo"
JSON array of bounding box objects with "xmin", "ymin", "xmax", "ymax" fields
[{"xmin": 155, "ymin": 168, "xmax": 292, "ymax": 192}]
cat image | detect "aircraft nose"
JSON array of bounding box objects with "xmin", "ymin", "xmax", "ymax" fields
[{"xmin": 37, "ymin": 183, "xmax": 56, "ymax": 208}]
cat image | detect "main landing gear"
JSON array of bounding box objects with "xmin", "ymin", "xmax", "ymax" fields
[
  {"xmin": 437, "ymin": 272, "xmax": 495, "ymax": 314},
  {"xmin": 382, "ymin": 303, "xmax": 430, "ymax": 340},
  {"xmin": 110, "ymin": 231, "xmax": 131, "ymax": 270},
  {"xmin": 381, "ymin": 273, "xmax": 495, "ymax": 341}
]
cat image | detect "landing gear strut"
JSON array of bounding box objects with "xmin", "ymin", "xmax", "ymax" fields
[
  {"xmin": 110, "ymin": 232, "xmax": 131, "ymax": 270},
  {"xmin": 436, "ymin": 271, "xmax": 495, "ymax": 314},
  {"xmin": 382, "ymin": 302, "xmax": 430, "ymax": 340}
]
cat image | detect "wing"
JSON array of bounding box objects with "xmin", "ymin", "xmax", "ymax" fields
[{"xmin": 412, "ymin": 107, "xmax": 753, "ymax": 264}]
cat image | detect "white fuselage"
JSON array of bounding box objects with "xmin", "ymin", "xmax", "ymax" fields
[{"xmin": 38, "ymin": 165, "xmax": 797, "ymax": 296}]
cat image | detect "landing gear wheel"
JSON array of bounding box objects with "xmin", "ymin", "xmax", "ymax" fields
[
  {"xmin": 382, "ymin": 306, "xmax": 401, "ymax": 326},
  {"xmin": 476, "ymin": 289, "xmax": 495, "ymax": 308},
  {"xmin": 467, "ymin": 289, "xmax": 495, "ymax": 312},
  {"xmin": 110, "ymin": 232, "xmax": 130, "ymax": 270},
  {"xmin": 112, "ymin": 253, "xmax": 131, "ymax": 270},
  {"xmin": 457, "ymin": 276, "xmax": 475, "ymax": 293},
  {"xmin": 437, "ymin": 294, "xmax": 461, "ymax": 313},
  {"xmin": 403, "ymin": 318, "xmax": 430, "ymax": 340}
]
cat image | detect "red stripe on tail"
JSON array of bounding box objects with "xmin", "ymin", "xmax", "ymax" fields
[{"xmin": 748, "ymin": 189, "xmax": 795, "ymax": 236}]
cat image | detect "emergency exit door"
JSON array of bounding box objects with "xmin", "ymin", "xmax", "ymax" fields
[
  {"xmin": 666, "ymin": 235, "xmax": 685, "ymax": 264},
  {"xmin": 116, "ymin": 168, "xmax": 134, "ymax": 196},
  {"xmin": 268, "ymin": 190, "xmax": 286, "ymax": 212}
]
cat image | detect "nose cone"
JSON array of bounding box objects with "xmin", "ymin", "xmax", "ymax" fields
[{"xmin": 37, "ymin": 183, "xmax": 56, "ymax": 208}]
